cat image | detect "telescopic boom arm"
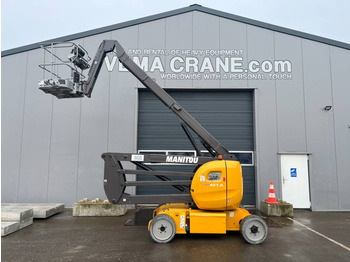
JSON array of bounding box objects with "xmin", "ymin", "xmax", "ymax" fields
[{"xmin": 81, "ymin": 40, "xmax": 234, "ymax": 159}]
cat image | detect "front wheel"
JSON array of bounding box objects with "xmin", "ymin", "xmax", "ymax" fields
[
  {"xmin": 149, "ymin": 214, "xmax": 176, "ymax": 243},
  {"xmin": 240, "ymin": 215, "xmax": 268, "ymax": 244}
]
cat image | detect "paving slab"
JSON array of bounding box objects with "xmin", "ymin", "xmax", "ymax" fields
[
  {"xmin": 19, "ymin": 217, "xmax": 33, "ymax": 229},
  {"xmin": 1, "ymin": 218, "xmax": 33, "ymax": 237},
  {"xmin": 2, "ymin": 203, "xmax": 65, "ymax": 218},
  {"xmin": 1, "ymin": 206, "xmax": 36, "ymax": 237},
  {"xmin": 1, "ymin": 206, "xmax": 34, "ymax": 221},
  {"xmin": 1, "ymin": 221, "xmax": 20, "ymax": 236}
]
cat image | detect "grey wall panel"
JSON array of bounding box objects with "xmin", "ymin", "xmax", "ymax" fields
[
  {"xmin": 302, "ymin": 40, "xmax": 338, "ymax": 210},
  {"xmin": 330, "ymin": 47, "xmax": 350, "ymax": 210},
  {"xmin": 110, "ymin": 27, "xmax": 140, "ymax": 195},
  {"xmin": 1, "ymin": 53, "xmax": 28, "ymax": 202},
  {"xmin": 192, "ymin": 11, "xmax": 220, "ymax": 88},
  {"xmin": 247, "ymin": 25, "xmax": 280, "ymax": 203},
  {"xmin": 45, "ymin": 40, "xmax": 84, "ymax": 204},
  {"xmin": 47, "ymin": 98, "xmax": 81, "ymax": 204},
  {"xmin": 109, "ymin": 27, "xmax": 139, "ymax": 153},
  {"xmin": 274, "ymin": 33, "xmax": 307, "ymax": 152},
  {"xmin": 139, "ymin": 19, "xmax": 166, "ymax": 87},
  {"xmin": 75, "ymin": 32, "xmax": 112, "ymax": 202},
  {"xmin": 164, "ymin": 12, "xmax": 193, "ymax": 87},
  {"xmin": 219, "ymin": 18, "xmax": 248, "ymax": 87},
  {"xmin": 17, "ymin": 48, "xmax": 53, "ymax": 202}
]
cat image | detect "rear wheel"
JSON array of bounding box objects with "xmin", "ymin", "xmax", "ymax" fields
[
  {"xmin": 149, "ymin": 214, "xmax": 176, "ymax": 243},
  {"xmin": 240, "ymin": 215, "xmax": 268, "ymax": 244}
]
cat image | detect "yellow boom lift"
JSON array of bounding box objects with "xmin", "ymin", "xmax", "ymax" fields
[{"xmin": 38, "ymin": 40, "xmax": 268, "ymax": 244}]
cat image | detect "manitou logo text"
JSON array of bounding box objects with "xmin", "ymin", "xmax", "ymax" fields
[{"xmin": 166, "ymin": 156, "xmax": 199, "ymax": 164}]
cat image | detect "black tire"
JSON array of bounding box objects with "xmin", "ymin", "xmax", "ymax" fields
[
  {"xmin": 149, "ymin": 214, "xmax": 176, "ymax": 243},
  {"xmin": 240, "ymin": 215, "xmax": 268, "ymax": 244}
]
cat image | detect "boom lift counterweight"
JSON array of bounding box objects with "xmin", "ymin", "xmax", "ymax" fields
[{"xmin": 38, "ymin": 40, "xmax": 268, "ymax": 244}]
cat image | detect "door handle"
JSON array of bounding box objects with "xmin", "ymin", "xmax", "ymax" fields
[{"xmin": 283, "ymin": 177, "xmax": 287, "ymax": 184}]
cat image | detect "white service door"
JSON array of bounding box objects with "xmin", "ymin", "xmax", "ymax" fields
[{"xmin": 281, "ymin": 154, "xmax": 310, "ymax": 209}]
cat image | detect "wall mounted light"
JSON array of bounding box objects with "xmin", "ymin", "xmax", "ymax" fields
[{"xmin": 324, "ymin": 106, "xmax": 332, "ymax": 111}]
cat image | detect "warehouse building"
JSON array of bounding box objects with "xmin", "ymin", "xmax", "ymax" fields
[{"xmin": 2, "ymin": 5, "xmax": 350, "ymax": 211}]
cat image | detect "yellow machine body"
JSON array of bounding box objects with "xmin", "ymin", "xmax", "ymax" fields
[
  {"xmin": 191, "ymin": 160, "xmax": 243, "ymax": 210},
  {"xmin": 148, "ymin": 160, "xmax": 250, "ymax": 235},
  {"xmin": 148, "ymin": 203, "xmax": 251, "ymax": 234}
]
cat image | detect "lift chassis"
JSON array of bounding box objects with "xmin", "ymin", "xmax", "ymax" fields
[{"xmin": 38, "ymin": 40, "xmax": 268, "ymax": 244}]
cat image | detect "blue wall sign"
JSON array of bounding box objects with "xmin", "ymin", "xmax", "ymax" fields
[{"xmin": 290, "ymin": 168, "xmax": 297, "ymax": 177}]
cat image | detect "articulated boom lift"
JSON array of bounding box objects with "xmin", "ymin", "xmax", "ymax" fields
[{"xmin": 38, "ymin": 40, "xmax": 268, "ymax": 244}]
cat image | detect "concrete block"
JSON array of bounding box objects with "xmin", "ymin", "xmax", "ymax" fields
[
  {"xmin": 1, "ymin": 206, "xmax": 34, "ymax": 221},
  {"xmin": 1, "ymin": 221, "xmax": 20, "ymax": 236},
  {"xmin": 73, "ymin": 198, "xmax": 127, "ymax": 217},
  {"xmin": 2, "ymin": 203, "xmax": 65, "ymax": 218},
  {"xmin": 1, "ymin": 205, "xmax": 34, "ymax": 237},
  {"xmin": 1, "ymin": 218, "xmax": 33, "ymax": 237},
  {"xmin": 261, "ymin": 200, "xmax": 293, "ymax": 217},
  {"xmin": 19, "ymin": 217, "xmax": 33, "ymax": 229}
]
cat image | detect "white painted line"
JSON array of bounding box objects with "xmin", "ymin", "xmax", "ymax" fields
[{"xmin": 287, "ymin": 217, "xmax": 350, "ymax": 252}]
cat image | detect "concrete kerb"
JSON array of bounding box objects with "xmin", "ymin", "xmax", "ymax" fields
[
  {"xmin": 260, "ymin": 200, "xmax": 293, "ymax": 217},
  {"xmin": 73, "ymin": 198, "xmax": 127, "ymax": 216}
]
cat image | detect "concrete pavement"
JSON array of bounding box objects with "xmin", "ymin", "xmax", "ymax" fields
[{"xmin": 2, "ymin": 209, "xmax": 350, "ymax": 261}]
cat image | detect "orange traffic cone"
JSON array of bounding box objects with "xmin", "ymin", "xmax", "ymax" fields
[{"xmin": 267, "ymin": 181, "xmax": 279, "ymax": 204}]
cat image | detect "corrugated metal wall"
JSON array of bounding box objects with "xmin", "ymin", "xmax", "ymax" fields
[{"xmin": 2, "ymin": 11, "xmax": 350, "ymax": 210}]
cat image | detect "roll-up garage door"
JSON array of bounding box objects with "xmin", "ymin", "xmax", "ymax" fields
[{"xmin": 137, "ymin": 89, "xmax": 255, "ymax": 206}]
